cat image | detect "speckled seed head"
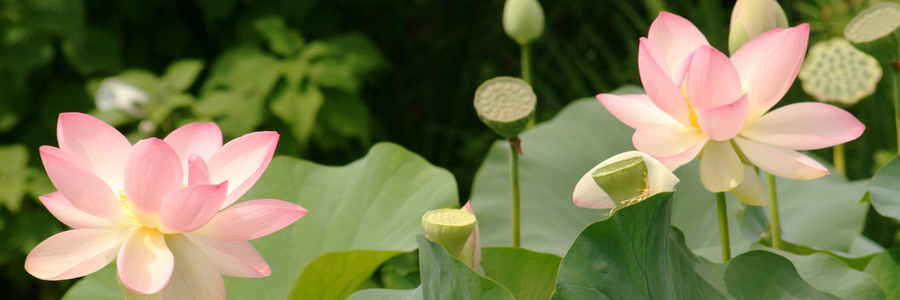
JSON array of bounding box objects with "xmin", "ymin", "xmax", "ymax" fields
[
  {"xmin": 474, "ymin": 76, "xmax": 537, "ymax": 138},
  {"xmin": 799, "ymin": 37, "xmax": 882, "ymax": 105},
  {"xmin": 422, "ymin": 209, "xmax": 477, "ymax": 258},
  {"xmin": 845, "ymin": 2, "xmax": 900, "ymax": 63}
]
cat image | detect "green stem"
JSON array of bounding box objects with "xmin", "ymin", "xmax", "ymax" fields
[
  {"xmin": 892, "ymin": 64, "xmax": 900, "ymax": 155},
  {"xmin": 833, "ymin": 143, "xmax": 845, "ymax": 175},
  {"xmin": 521, "ymin": 43, "xmax": 532, "ymax": 85},
  {"xmin": 509, "ymin": 140, "xmax": 521, "ymax": 248},
  {"xmin": 716, "ymin": 192, "xmax": 731, "ymax": 262},
  {"xmin": 767, "ymin": 173, "xmax": 782, "ymax": 250}
]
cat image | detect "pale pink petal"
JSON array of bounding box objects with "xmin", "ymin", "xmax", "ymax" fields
[
  {"xmin": 740, "ymin": 102, "xmax": 865, "ymax": 150},
  {"xmin": 118, "ymin": 229, "xmax": 174, "ymax": 295},
  {"xmin": 573, "ymin": 168, "xmax": 614, "ymax": 209},
  {"xmin": 699, "ymin": 140, "xmax": 744, "ymax": 192},
  {"xmin": 192, "ymin": 199, "xmax": 306, "ymax": 241},
  {"xmin": 685, "ymin": 46, "xmax": 743, "ymax": 110},
  {"xmin": 188, "ymin": 154, "xmax": 211, "ymax": 186},
  {"xmin": 730, "ymin": 28, "xmax": 784, "ymax": 87},
  {"xmin": 163, "ymin": 123, "xmax": 222, "ymax": 183},
  {"xmin": 40, "ymin": 192, "xmax": 118, "ymax": 229},
  {"xmin": 633, "ymin": 124, "xmax": 707, "ymax": 157},
  {"xmin": 158, "ymin": 183, "xmax": 228, "ymax": 234},
  {"xmin": 730, "ymin": 165, "xmax": 767, "ymax": 206},
  {"xmin": 732, "ymin": 24, "xmax": 810, "ymax": 121},
  {"xmin": 158, "ymin": 234, "xmax": 226, "ymax": 300},
  {"xmin": 647, "ymin": 12, "xmax": 710, "ymax": 73},
  {"xmin": 460, "ymin": 202, "xmax": 481, "ymax": 269},
  {"xmin": 40, "ymin": 146, "xmax": 130, "ymax": 224},
  {"xmin": 654, "ymin": 140, "xmax": 707, "ymax": 170},
  {"xmin": 733, "ymin": 137, "xmax": 829, "ymax": 180},
  {"xmin": 596, "ymin": 94, "xmax": 680, "ymax": 129},
  {"xmin": 25, "ymin": 228, "xmax": 128, "ymax": 280},
  {"xmin": 638, "ymin": 39, "xmax": 692, "ymax": 126},
  {"xmin": 125, "ymin": 138, "xmax": 183, "ymax": 227},
  {"xmin": 207, "ymin": 132, "xmax": 279, "ymax": 208},
  {"xmin": 183, "ymin": 234, "xmax": 270, "ymax": 278},
  {"xmin": 573, "ymin": 151, "xmax": 679, "ymax": 209},
  {"xmin": 695, "ymin": 94, "xmax": 749, "ymax": 141},
  {"xmin": 57, "ymin": 113, "xmax": 131, "ymax": 189}
]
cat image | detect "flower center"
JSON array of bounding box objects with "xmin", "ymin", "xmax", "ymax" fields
[
  {"xmin": 116, "ymin": 189, "xmax": 136, "ymax": 221},
  {"xmin": 681, "ymin": 85, "xmax": 701, "ymax": 128}
]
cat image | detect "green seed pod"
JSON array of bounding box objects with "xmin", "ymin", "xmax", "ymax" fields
[
  {"xmin": 844, "ymin": 2, "xmax": 900, "ymax": 63},
  {"xmin": 422, "ymin": 209, "xmax": 477, "ymax": 258},
  {"xmin": 503, "ymin": 0, "xmax": 545, "ymax": 45},
  {"xmin": 591, "ymin": 156, "xmax": 649, "ymax": 209},
  {"xmin": 798, "ymin": 37, "xmax": 882, "ymax": 105},
  {"xmin": 474, "ymin": 76, "xmax": 537, "ymax": 138}
]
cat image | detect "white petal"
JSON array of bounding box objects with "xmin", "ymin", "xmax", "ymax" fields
[
  {"xmin": 699, "ymin": 140, "xmax": 744, "ymax": 192},
  {"xmin": 25, "ymin": 229, "xmax": 128, "ymax": 280},
  {"xmin": 183, "ymin": 234, "xmax": 270, "ymax": 278},
  {"xmin": 118, "ymin": 229, "xmax": 174, "ymax": 295},
  {"xmin": 730, "ymin": 166, "xmax": 767, "ymax": 206},
  {"xmin": 733, "ymin": 137, "xmax": 828, "ymax": 180},
  {"xmin": 158, "ymin": 234, "xmax": 226, "ymax": 300}
]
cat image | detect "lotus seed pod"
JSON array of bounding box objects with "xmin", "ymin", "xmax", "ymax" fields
[
  {"xmin": 591, "ymin": 156, "xmax": 649, "ymax": 210},
  {"xmin": 728, "ymin": 0, "xmax": 789, "ymax": 54},
  {"xmin": 422, "ymin": 209, "xmax": 477, "ymax": 258},
  {"xmin": 503, "ymin": 0, "xmax": 545, "ymax": 45},
  {"xmin": 474, "ymin": 76, "xmax": 537, "ymax": 138},
  {"xmin": 798, "ymin": 37, "xmax": 882, "ymax": 105},
  {"xmin": 844, "ymin": 2, "xmax": 900, "ymax": 63}
]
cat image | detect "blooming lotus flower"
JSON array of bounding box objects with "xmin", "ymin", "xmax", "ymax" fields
[
  {"xmin": 25, "ymin": 113, "xmax": 307, "ymax": 299},
  {"xmin": 728, "ymin": 0, "xmax": 788, "ymax": 54},
  {"xmin": 573, "ymin": 151, "xmax": 679, "ymax": 210},
  {"xmin": 597, "ymin": 12, "xmax": 865, "ymax": 205}
]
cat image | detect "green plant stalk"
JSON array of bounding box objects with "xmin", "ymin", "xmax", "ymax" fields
[
  {"xmin": 716, "ymin": 192, "xmax": 731, "ymax": 261},
  {"xmin": 833, "ymin": 143, "xmax": 845, "ymax": 175},
  {"xmin": 521, "ymin": 43, "xmax": 532, "ymax": 85},
  {"xmin": 767, "ymin": 173, "xmax": 783, "ymax": 250},
  {"xmin": 509, "ymin": 140, "xmax": 521, "ymax": 248},
  {"xmin": 892, "ymin": 64, "xmax": 900, "ymax": 155}
]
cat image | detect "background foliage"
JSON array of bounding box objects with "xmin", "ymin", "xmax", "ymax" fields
[{"xmin": 2, "ymin": 0, "xmax": 899, "ymax": 299}]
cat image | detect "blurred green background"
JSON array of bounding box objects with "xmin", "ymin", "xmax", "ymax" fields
[{"xmin": 0, "ymin": 0, "xmax": 896, "ymax": 298}]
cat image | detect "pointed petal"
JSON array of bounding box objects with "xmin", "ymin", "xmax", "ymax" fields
[
  {"xmin": 188, "ymin": 154, "xmax": 211, "ymax": 186},
  {"xmin": 638, "ymin": 39, "xmax": 692, "ymax": 126},
  {"xmin": 596, "ymin": 94, "xmax": 680, "ymax": 129},
  {"xmin": 40, "ymin": 192, "xmax": 118, "ymax": 229},
  {"xmin": 699, "ymin": 140, "xmax": 744, "ymax": 192},
  {"xmin": 163, "ymin": 123, "xmax": 222, "ymax": 183},
  {"xmin": 647, "ymin": 12, "xmax": 710, "ymax": 73},
  {"xmin": 695, "ymin": 94, "xmax": 749, "ymax": 141},
  {"xmin": 40, "ymin": 146, "xmax": 129, "ymax": 224},
  {"xmin": 192, "ymin": 199, "xmax": 306, "ymax": 241},
  {"xmin": 57, "ymin": 113, "xmax": 131, "ymax": 189},
  {"xmin": 633, "ymin": 124, "xmax": 707, "ymax": 157},
  {"xmin": 208, "ymin": 132, "xmax": 279, "ymax": 208},
  {"xmin": 730, "ymin": 166, "xmax": 767, "ymax": 206},
  {"xmin": 734, "ymin": 137, "xmax": 828, "ymax": 180},
  {"xmin": 158, "ymin": 234, "xmax": 226, "ymax": 300},
  {"xmin": 125, "ymin": 138, "xmax": 183, "ymax": 227},
  {"xmin": 118, "ymin": 229, "xmax": 174, "ymax": 295},
  {"xmin": 654, "ymin": 139, "xmax": 707, "ymax": 170},
  {"xmin": 460, "ymin": 202, "xmax": 481, "ymax": 269},
  {"xmin": 183, "ymin": 234, "xmax": 270, "ymax": 278},
  {"xmin": 686, "ymin": 46, "xmax": 744, "ymax": 110},
  {"xmin": 573, "ymin": 167, "xmax": 614, "ymax": 209},
  {"xmin": 741, "ymin": 102, "xmax": 865, "ymax": 150},
  {"xmin": 158, "ymin": 183, "xmax": 228, "ymax": 234},
  {"xmin": 25, "ymin": 229, "xmax": 128, "ymax": 280},
  {"xmin": 731, "ymin": 24, "xmax": 810, "ymax": 121}
]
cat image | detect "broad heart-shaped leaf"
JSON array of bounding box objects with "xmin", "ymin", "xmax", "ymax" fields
[
  {"xmin": 62, "ymin": 142, "xmax": 458, "ymax": 300},
  {"xmin": 348, "ymin": 286, "xmax": 424, "ymax": 300},
  {"xmin": 470, "ymin": 97, "xmax": 869, "ymax": 258},
  {"xmin": 868, "ymin": 156, "xmax": 900, "ymax": 222},
  {"xmin": 864, "ymin": 248, "xmax": 900, "ymax": 300},
  {"xmin": 288, "ymin": 250, "xmax": 403, "ymax": 300},
  {"xmin": 418, "ymin": 236, "xmax": 515, "ymax": 300},
  {"xmin": 552, "ymin": 192, "xmax": 840, "ymax": 300},
  {"xmin": 480, "ymin": 247, "xmax": 561, "ymax": 300}
]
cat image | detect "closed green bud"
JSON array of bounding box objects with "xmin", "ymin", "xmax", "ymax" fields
[
  {"xmin": 728, "ymin": 0, "xmax": 789, "ymax": 54},
  {"xmin": 503, "ymin": 0, "xmax": 545, "ymax": 45}
]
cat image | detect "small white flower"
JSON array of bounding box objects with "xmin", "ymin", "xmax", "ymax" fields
[{"xmin": 95, "ymin": 78, "xmax": 150, "ymax": 116}]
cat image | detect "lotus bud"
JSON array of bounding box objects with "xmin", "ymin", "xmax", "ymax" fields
[
  {"xmin": 503, "ymin": 0, "xmax": 545, "ymax": 45},
  {"xmin": 728, "ymin": 0, "xmax": 789, "ymax": 54}
]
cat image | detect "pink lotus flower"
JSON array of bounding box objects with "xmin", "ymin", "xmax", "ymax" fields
[
  {"xmin": 24, "ymin": 113, "xmax": 307, "ymax": 299},
  {"xmin": 597, "ymin": 12, "xmax": 864, "ymax": 205}
]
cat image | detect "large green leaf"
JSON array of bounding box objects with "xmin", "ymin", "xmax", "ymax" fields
[
  {"xmin": 481, "ymin": 247, "xmax": 561, "ymax": 300},
  {"xmin": 288, "ymin": 250, "xmax": 403, "ymax": 300},
  {"xmin": 63, "ymin": 143, "xmax": 459, "ymax": 300},
  {"xmin": 864, "ymin": 248, "xmax": 900, "ymax": 300},
  {"xmin": 470, "ymin": 98, "xmax": 869, "ymax": 257},
  {"xmin": 552, "ymin": 193, "xmax": 840, "ymax": 300},
  {"xmin": 347, "ymin": 286, "xmax": 423, "ymax": 300},
  {"xmin": 868, "ymin": 156, "xmax": 900, "ymax": 222},
  {"xmin": 418, "ymin": 236, "xmax": 515, "ymax": 300}
]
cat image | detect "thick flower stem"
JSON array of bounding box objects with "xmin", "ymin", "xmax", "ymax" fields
[
  {"xmin": 509, "ymin": 138, "xmax": 522, "ymax": 248},
  {"xmin": 716, "ymin": 192, "xmax": 731, "ymax": 262},
  {"xmin": 892, "ymin": 63, "xmax": 900, "ymax": 155},
  {"xmin": 521, "ymin": 43, "xmax": 532, "ymax": 85},
  {"xmin": 833, "ymin": 144, "xmax": 845, "ymax": 175},
  {"xmin": 767, "ymin": 173, "xmax": 783, "ymax": 250}
]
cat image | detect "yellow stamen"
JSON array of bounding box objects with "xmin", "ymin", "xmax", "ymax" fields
[
  {"xmin": 116, "ymin": 189, "xmax": 136, "ymax": 220},
  {"xmin": 681, "ymin": 84, "xmax": 701, "ymax": 128}
]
